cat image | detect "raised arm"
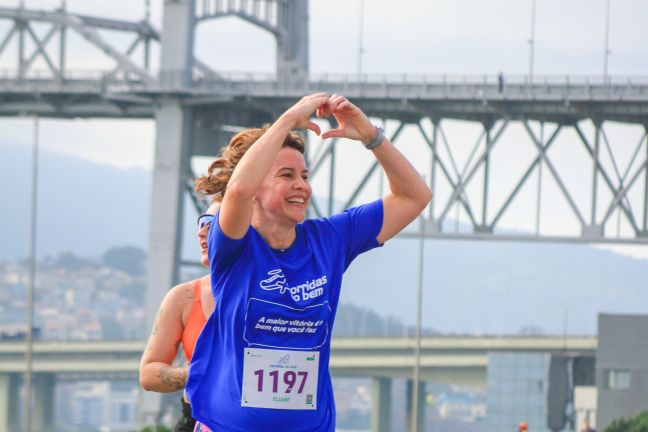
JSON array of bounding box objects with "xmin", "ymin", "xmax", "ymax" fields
[
  {"xmin": 139, "ymin": 285, "xmax": 189, "ymax": 392},
  {"xmin": 219, "ymin": 93, "xmax": 330, "ymax": 239},
  {"xmin": 370, "ymin": 137, "xmax": 432, "ymax": 243},
  {"xmin": 322, "ymin": 95, "xmax": 432, "ymax": 244}
]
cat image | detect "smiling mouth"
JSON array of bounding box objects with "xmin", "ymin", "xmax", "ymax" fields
[{"xmin": 286, "ymin": 197, "xmax": 307, "ymax": 205}]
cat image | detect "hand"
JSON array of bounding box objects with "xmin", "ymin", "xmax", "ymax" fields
[
  {"xmin": 320, "ymin": 94, "xmax": 376, "ymax": 143},
  {"xmin": 282, "ymin": 93, "xmax": 331, "ymax": 135}
]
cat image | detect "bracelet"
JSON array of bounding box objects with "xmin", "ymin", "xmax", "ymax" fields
[{"xmin": 363, "ymin": 126, "xmax": 385, "ymax": 150}]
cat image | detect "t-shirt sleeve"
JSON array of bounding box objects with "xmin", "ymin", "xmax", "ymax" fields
[
  {"xmin": 207, "ymin": 211, "xmax": 250, "ymax": 275},
  {"xmin": 328, "ymin": 199, "xmax": 384, "ymax": 269}
]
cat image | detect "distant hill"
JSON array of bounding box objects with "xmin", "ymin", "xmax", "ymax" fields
[
  {"xmin": 2, "ymin": 142, "xmax": 647, "ymax": 336},
  {"xmin": 0, "ymin": 142, "xmax": 201, "ymax": 262},
  {"xmin": 343, "ymin": 236, "xmax": 648, "ymax": 335}
]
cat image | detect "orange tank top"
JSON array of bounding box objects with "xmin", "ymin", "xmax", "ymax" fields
[{"xmin": 182, "ymin": 279, "xmax": 208, "ymax": 363}]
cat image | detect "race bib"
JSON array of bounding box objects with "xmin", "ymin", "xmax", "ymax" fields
[{"xmin": 241, "ymin": 348, "xmax": 319, "ymax": 410}]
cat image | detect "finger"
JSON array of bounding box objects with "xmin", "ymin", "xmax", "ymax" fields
[
  {"xmin": 336, "ymin": 100, "xmax": 354, "ymax": 111},
  {"xmin": 306, "ymin": 96, "xmax": 331, "ymax": 119},
  {"xmin": 321, "ymin": 128, "xmax": 346, "ymax": 139},
  {"xmin": 319, "ymin": 99, "xmax": 334, "ymax": 117},
  {"xmin": 330, "ymin": 95, "xmax": 348, "ymax": 112},
  {"xmin": 314, "ymin": 95, "xmax": 331, "ymax": 109},
  {"xmin": 330, "ymin": 94, "xmax": 346, "ymax": 105},
  {"xmin": 309, "ymin": 92, "xmax": 328, "ymax": 99},
  {"xmin": 301, "ymin": 93, "xmax": 327, "ymax": 107},
  {"xmin": 305, "ymin": 122, "xmax": 321, "ymax": 136},
  {"xmin": 334, "ymin": 100, "xmax": 361, "ymax": 117}
]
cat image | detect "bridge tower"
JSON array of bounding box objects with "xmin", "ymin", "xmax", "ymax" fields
[
  {"xmin": 146, "ymin": 0, "xmax": 311, "ymax": 334},
  {"xmin": 197, "ymin": 0, "xmax": 309, "ymax": 81},
  {"xmin": 142, "ymin": 0, "xmax": 310, "ymax": 425},
  {"xmin": 140, "ymin": 0, "xmax": 196, "ymax": 425}
]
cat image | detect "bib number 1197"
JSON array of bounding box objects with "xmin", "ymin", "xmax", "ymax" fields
[
  {"xmin": 242, "ymin": 348, "xmax": 319, "ymax": 410},
  {"xmin": 254, "ymin": 369, "xmax": 309, "ymax": 394}
]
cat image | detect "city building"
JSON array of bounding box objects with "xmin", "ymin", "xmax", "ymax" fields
[
  {"xmin": 596, "ymin": 314, "xmax": 648, "ymax": 429},
  {"xmin": 486, "ymin": 351, "xmax": 595, "ymax": 432}
]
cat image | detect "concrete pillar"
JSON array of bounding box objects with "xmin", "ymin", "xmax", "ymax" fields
[
  {"xmin": 0, "ymin": 374, "xmax": 10, "ymax": 432},
  {"xmin": 158, "ymin": 0, "xmax": 195, "ymax": 89},
  {"xmin": 371, "ymin": 377, "xmax": 391, "ymax": 432},
  {"xmin": 276, "ymin": 0, "xmax": 309, "ymax": 82},
  {"xmin": 141, "ymin": 0, "xmax": 195, "ymax": 427},
  {"xmin": 32, "ymin": 373, "xmax": 55, "ymax": 432},
  {"xmin": 0, "ymin": 373, "xmax": 20, "ymax": 432},
  {"xmin": 146, "ymin": 0, "xmax": 195, "ymax": 333},
  {"xmin": 406, "ymin": 379, "xmax": 426, "ymax": 432},
  {"xmin": 146, "ymin": 100, "xmax": 194, "ymax": 333},
  {"xmin": 141, "ymin": 99, "xmax": 193, "ymax": 426}
]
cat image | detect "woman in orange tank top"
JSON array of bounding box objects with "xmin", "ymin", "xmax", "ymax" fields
[{"xmin": 139, "ymin": 200, "xmax": 219, "ymax": 431}]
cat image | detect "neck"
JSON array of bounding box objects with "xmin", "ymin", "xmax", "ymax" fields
[{"xmin": 252, "ymin": 214, "xmax": 296, "ymax": 250}]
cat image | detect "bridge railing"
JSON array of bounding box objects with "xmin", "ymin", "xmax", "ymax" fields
[
  {"xmin": 0, "ymin": 69, "xmax": 647, "ymax": 102},
  {"xmin": 190, "ymin": 72, "xmax": 648, "ymax": 100},
  {"xmin": 199, "ymin": 71, "xmax": 648, "ymax": 86},
  {"xmin": 3, "ymin": 69, "xmax": 648, "ymax": 85}
]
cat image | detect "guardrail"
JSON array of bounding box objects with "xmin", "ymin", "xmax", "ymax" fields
[{"xmin": 1, "ymin": 69, "xmax": 648, "ymax": 87}]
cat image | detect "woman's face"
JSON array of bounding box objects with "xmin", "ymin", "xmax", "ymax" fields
[
  {"xmin": 198, "ymin": 202, "xmax": 220, "ymax": 267},
  {"xmin": 254, "ymin": 147, "xmax": 311, "ymax": 226}
]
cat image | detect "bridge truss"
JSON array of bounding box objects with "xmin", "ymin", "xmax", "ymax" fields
[
  {"xmin": 1, "ymin": 0, "xmax": 647, "ymax": 427},
  {"xmin": 1, "ymin": 3, "xmax": 646, "ymax": 241}
]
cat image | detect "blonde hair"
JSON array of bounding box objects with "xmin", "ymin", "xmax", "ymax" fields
[{"xmin": 194, "ymin": 126, "xmax": 305, "ymax": 199}]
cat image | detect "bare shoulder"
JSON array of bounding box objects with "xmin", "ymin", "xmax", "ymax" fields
[
  {"xmin": 160, "ymin": 280, "xmax": 197, "ymax": 317},
  {"xmin": 199, "ymin": 275, "xmax": 211, "ymax": 297},
  {"xmin": 168, "ymin": 279, "xmax": 197, "ymax": 300},
  {"xmin": 199, "ymin": 275, "xmax": 215, "ymax": 316}
]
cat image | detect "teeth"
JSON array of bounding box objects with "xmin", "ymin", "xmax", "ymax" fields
[{"xmin": 287, "ymin": 197, "xmax": 305, "ymax": 204}]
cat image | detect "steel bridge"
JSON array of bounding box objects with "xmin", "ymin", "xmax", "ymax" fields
[{"xmin": 1, "ymin": 0, "xmax": 647, "ymax": 430}]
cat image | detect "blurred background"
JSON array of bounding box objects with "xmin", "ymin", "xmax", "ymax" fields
[{"xmin": 1, "ymin": 0, "xmax": 647, "ymax": 431}]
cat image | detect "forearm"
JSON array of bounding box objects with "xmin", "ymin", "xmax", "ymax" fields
[
  {"xmin": 372, "ymin": 138, "xmax": 431, "ymax": 205},
  {"xmin": 140, "ymin": 362, "xmax": 188, "ymax": 392},
  {"xmin": 227, "ymin": 114, "xmax": 296, "ymax": 199},
  {"xmin": 370, "ymin": 138, "xmax": 432, "ymax": 243}
]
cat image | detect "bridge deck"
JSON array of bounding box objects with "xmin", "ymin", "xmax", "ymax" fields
[
  {"xmin": 0, "ymin": 74, "xmax": 646, "ymax": 123},
  {"xmin": 0, "ymin": 336, "xmax": 597, "ymax": 385}
]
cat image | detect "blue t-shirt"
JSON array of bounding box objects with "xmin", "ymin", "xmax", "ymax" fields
[{"xmin": 186, "ymin": 200, "xmax": 384, "ymax": 432}]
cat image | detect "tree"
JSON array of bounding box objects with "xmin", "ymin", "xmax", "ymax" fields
[
  {"xmin": 138, "ymin": 427, "xmax": 171, "ymax": 432},
  {"xmin": 55, "ymin": 251, "xmax": 91, "ymax": 271},
  {"xmin": 604, "ymin": 411, "xmax": 648, "ymax": 432},
  {"xmin": 103, "ymin": 246, "xmax": 146, "ymax": 276}
]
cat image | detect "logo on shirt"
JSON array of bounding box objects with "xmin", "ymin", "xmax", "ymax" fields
[
  {"xmin": 260, "ymin": 269, "xmax": 328, "ymax": 302},
  {"xmin": 260, "ymin": 269, "xmax": 289, "ymax": 294}
]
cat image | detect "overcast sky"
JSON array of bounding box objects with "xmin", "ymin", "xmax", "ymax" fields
[
  {"xmin": 1, "ymin": 0, "xmax": 648, "ymax": 259},
  {"xmin": 10, "ymin": 0, "xmax": 648, "ymax": 75}
]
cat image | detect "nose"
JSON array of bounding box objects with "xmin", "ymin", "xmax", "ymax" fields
[
  {"xmin": 198, "ymin": 224, "xmax": 209, "ymax": 237},
  {"xmin": 294, "ymin": 176, "xmax": 310, "ymax": 191}
]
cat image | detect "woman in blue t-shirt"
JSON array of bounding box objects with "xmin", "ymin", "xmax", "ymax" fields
[{"xmin": 187, "ymin": 93, "xmax": 432, "ymax": 432}]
